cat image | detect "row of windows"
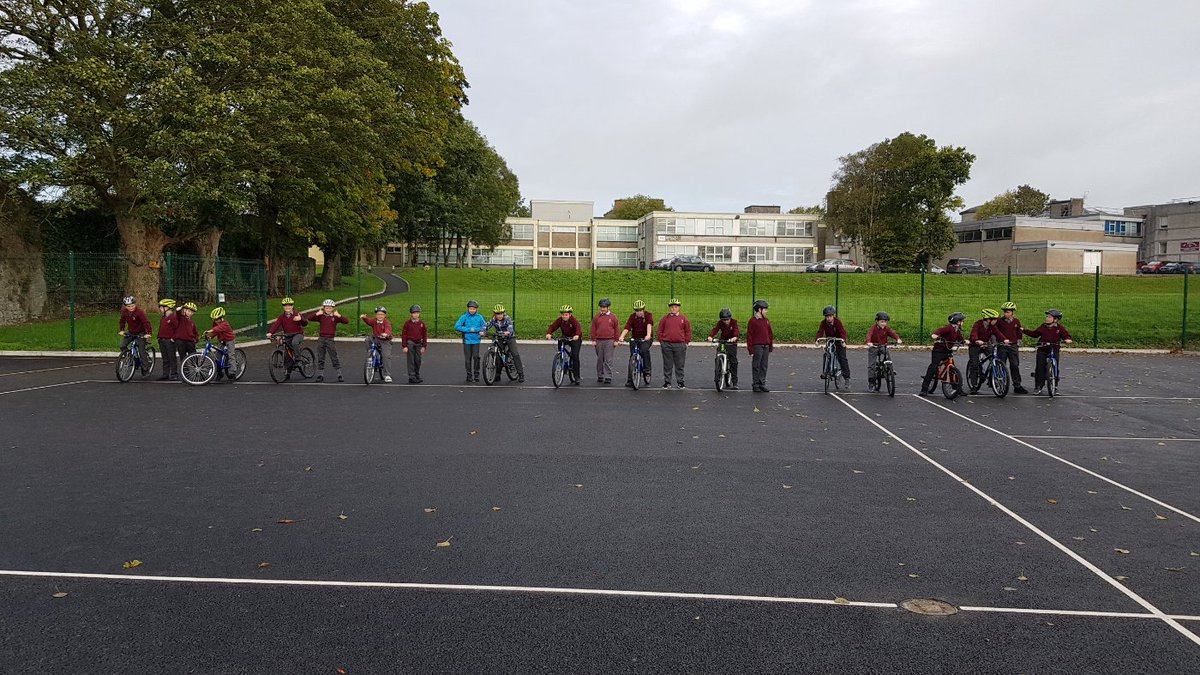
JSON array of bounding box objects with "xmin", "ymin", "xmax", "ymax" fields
[
  {"xmin": 473, "ymin": 249, "xmax": 534, "ymax": 266},
  {"xmin": 1104, "ymin": 220, "xmax": 1143, "ymax": 237},
  {"xmin": 596, "ymin": 226, "xmax": 638, "ymax": 242},
  {"xmin": 538, "ymin": 250, "xmax": 591, "ymax": 258},
  {"xmin": 957, "ymin": 227, "xmax": 1013, "ymax": 243},
  {"xmin": 654, "ymin": 217, "xmax": 814, "ymax": 238},
  {"xmin": 596, "ymin": 251, "xmax": 638, "ymax": 267},
  {"xmin": 657, "ymin": 245, "xmax": 814, "ymax": 264}
]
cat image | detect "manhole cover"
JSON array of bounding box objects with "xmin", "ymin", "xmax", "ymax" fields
[{"xmin": 900, "ymin": 598, "xmax": 958, "ymax": 616}]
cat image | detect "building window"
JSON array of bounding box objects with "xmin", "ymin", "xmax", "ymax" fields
[
  {"xmin": 596, "ymin": 251, "xmax": 637, "ymax": 267},
  {"xmin": 509, "ymin": 224, "xmax": 534, "ymax": 240},
  {"xmin": 777, "ymin": 247, "xmax": 813, "ymax": 264},
  {"xmin": 740, "ymin": 246, "xmax": 773, "ymax": 262},
  {"xmin": 776, "ymin": 221, "xmax": 813, "ymax": 237},
  {"xmin": 1158, "ymin": 216, "xmax": 1169, "ymax": 230},
  {"xmin": 473, "ymin": 249, "xmax": 533, "ymax": 266},
  {"xmin": 984, "ymin": 227, "xmax": 1013, "ymax": 240},
  {"xmin": 597, "ymin": 226, "xmax": 637, "ymax": 242},
  {"xmin": 957, "ymin": 230, "xmax": 983, "ymax": 243},
  {"xmin": 657, "ymin": 245, "xmax": 698, "ymax": 258},
  {"xmin": 385, "ymin": 245, "xmax": 404, "ymax": 254},
  {"xmin": 741, "ymin": 219, "xmax": 771, "ymax": 236},
  {"xmin": 699, "ymin": 246, "xmax": 733, "ymax": 262},
  {"xmin": 1104, "ymin": 220, "xmax": 1141, "ymax": 237},
  {"xmin": 704, "ymin": 218, "xmax": 734, "ymax": 236}
]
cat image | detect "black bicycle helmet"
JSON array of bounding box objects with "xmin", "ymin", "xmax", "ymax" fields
[
  {"xmin": 409, "ymin": 304, "xmax": 422, "ymax": 313},
  {"xmin": 823, "ymin": 305, "xmax": 836, "ymax": 316},
  {"xmin": 948, "ymin": 312, "xmax": 966, "ymax": 323},
  {"xmin": 466, "ymin": 300, "xmax": 479, "ymax": 308},
  {"xmin": 753, "ymin": 299, "xmax": 769, "ymax": 311},
  {"xmin": 598, "ymin": 297, "xmax": 611, "ymax": 307},
  {"xmin": 719, "ymin": 308, "xmax": 732, "ymax": 319},
  {"xmin": 1046, "ymin": 308, "xmax": 1063, "ymax": 319},
  {"xmin": 875, "ymin": 311, "xmax": 890, "ymax": 321}
]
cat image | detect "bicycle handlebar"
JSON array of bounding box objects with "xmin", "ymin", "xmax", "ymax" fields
[{"xmin": 816, "ymin": 337, "xmax": 845, "ymax": 343}]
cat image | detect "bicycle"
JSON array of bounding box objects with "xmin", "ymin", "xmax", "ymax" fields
[
  {"xmin": 627, "ymin": 339, "xmax": 651, "ymax": 391},
  {"xmin": 268, "ymin": 335, "xmax": 315, "ymax": 383},
  {"xmin": 364, "ymin": 337, "xmax": 383, "ymax": 385},
  {"xmin": 115, "ymin": 333, "xmax": 156, "ymax": 382},
  {"xmin": 483, "ymin": 334, "xmax": 518, "ymax": 385},
  {"xmin": 967, "ymin": 342, "xmax": 1009, "ymax": 398},
  {"xmin": 934, "ymin": 340, "xmax": 965, "ymax": 400},
  {"xmin": 817, "ymin": 337, "xmax": 845, "ymax": 394},
  {"xmin": 180, "ymin": 338, "xmax": 247, "ymax": 386},
  {"xmin": 867, "ymin": 341, "xmax": 896, "ymax": 397},
  {"xmin": 1038, "ymin": 342, "xmax": 1064, "ymax": 398},
  {"xmin": 712, "ymin": 339, "xmax": 737, "ymax": 392},
  {"xmin": 551, "ymin": 338, "xmax": 579, "ymax": 388}
]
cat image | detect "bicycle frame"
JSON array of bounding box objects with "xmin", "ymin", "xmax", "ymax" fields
[{"xmin": 558, "ymin": 339, "xmax": 573, "ymax": 370}]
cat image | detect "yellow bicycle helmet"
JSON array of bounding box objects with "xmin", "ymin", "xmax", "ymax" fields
[
  {"xmin": 559, "ymin": 304, "xmax": 573, "ymax": 313},
  {"xmin": 668, "ymin": 298, "xmax": 682, "ymax": 306},
  {"xmin": 159, "ymin": 299, "xmax": 176, "ymax": 308},
  {"xmin": 1000, "ymin": 301, "xmax": 1017, "ymax": 311},
  {"xmin": 210, "ymin": 307, "xmax": 226, "ymax": 319},
  {"xmin": 182, "ymin": 302, "xmax": 198, "ymax": 312},
  {"xmin": 632, "ymin": 300, "xmax": 646, "ymax": 310},
  {"xmin": 981, "ymin": 308, "xmax": 1000, "ymax": 319},
  {"xmin": 493, "ymin": 304, "xmax": 506, "ymax": 314},
  {"xmin": 281, "ymin": 297, "xmax": 295, "ymax": 305}
]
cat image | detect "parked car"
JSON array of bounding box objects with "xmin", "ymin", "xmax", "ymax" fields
[
  {"xmin": 1139, "ymin": 260, "xmax": 1167, "ymax": 274},
  {"xmin": 946, "ymin": 258, "xmax": 991, "ymax": 275},
  {"xmin": 927, "ymin": 264, "xmax": 947, "ymax": 275},
  {"xmin": 805, "ymin": 258, "xmax": 865, "ymax": 273},
  {"xmin": 648, "ymin": 258, "xmax": 670, "ymax": 270},
  {"xmin": 655, "ymin": 255, "xmax": 714, "ymax": 272},
  {"xmin": 1158, "ymin": 262, "xmax": 1196, "ymax": 274}
]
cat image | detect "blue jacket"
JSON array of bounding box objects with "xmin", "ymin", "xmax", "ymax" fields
[
  {"xmin": 487, "ymin": 316, "xmax": 516, "ymax": 339},
  {"xmin": 455, "ymin": 311, "xmax": 487, "ymax": 344}
]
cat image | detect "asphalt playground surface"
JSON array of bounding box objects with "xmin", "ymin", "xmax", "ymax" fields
[{"xmin": 1, "ymin": 344, "xmax": 1198, "ymax": 673}]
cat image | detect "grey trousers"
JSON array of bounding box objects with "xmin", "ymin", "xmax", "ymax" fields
[
  {"xmin": 463, "ymin": 343, "xmax": 480, "ymax": 377},
  {"xmin": 660, "ymin": 341, "xmax": 687, "ymax": 385},
  {"xmin": 316, "ymin": 336, "xmax": 341, "ymax": 370},
  {"xmin": 594, "ymin": 340, "xmax": 615, "ymax": 379},
  {"xmin": 751, "ymin": 344, "xmax": 769, "ymax": 387},
  {"xmin": 406, "ymin": 340, "xmax": 422, "ymax": 379},
  {"xmin": 369, "ymin": 337, "xmax": 392, "ymax": 379}
]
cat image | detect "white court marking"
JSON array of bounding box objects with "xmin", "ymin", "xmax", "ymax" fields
[
  {"xmin": 830, "ymin": 393, "xmax": 1200, "ymax": 647},
  {"xmin": 1, "ymin": 570, "xmax": 1198, "ymax": 622},
  {"xmin": 0, "ymin": 381, "xmax": 91, "ymax": 397},
  {"xmin": 915, "ymin": 396, "xmax": 1200, "ymax": 525},
  {"xmin": 0, "ymin": 362, "xmax": 107, "ymax": 378},
  {"xmin": 1014, "ymin": 435, "xmax": 1200, "ymax": 443}
]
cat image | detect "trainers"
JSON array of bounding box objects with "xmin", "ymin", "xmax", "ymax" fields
[
  {"xmin": 315, "ymin": 374, "xmax": 324, "ymax": 383},
  {"xmin": 625, "ymin": 381, "xmax": 634, "ymax": 388},
  {"xmin": 383, "ymin": 376, "xmax": 393, "ymax": 383},
  {"xmin": 465, "ymin": 376, "xmax": 474, "ymax": 383},
  {"xmin": 604, "ymin": 378, "xmax": 612, "ymax": 384},
  {"xmin": 728, "ymin": 385, "xmax": 739, "ymax": 390},
  {"xmin": 571, "ymin": 380, "xmax": 580, "ymax": 386},
  {"xmin": 1013, "ymin": 386, "xmax": 1028, "ymax": 394},
  {"xmin": 918, "ymin": 389, "xmax": 931, "ymax": 397},
  {"xmin": 662, "ymin": 382, "xmax": 672, "ymax": 389},
  {"xmin": 518, "ymin": 377, "xmax": 525, "ymax": 383},
  {"xmin": 677, "ymin": 384, "xmax": 686, "ymax": 389},
  {"xmin": 1033, "ymin": 387, "xmax": 1043, "ymax": 395},
  {"xmin": 337, "ymin": 374, "xmax": 344, "ymax": 382}
]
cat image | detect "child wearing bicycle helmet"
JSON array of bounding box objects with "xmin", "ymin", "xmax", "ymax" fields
[
  {"xmin": 1021, "ymin": 309, "xmax": 1073, "ymax": 395},
  {"xmin": 306, "ymin": 299, "xmax": 349, "ymax": 383},
  {"xmin": 619, "ymin": 300, "xmax": 654, "ymax": 388},
  {"xmin": 175, "ymin": 302, "xmax": 200, "ymax": 374},
  {"xmin": 708, "ymin": 308, "xmax": 741, "ymax": 390},
  {"xmin": 205, "ymin": 307, "xmax": 237, "ymax": 382},
  {"xmin": 747, "ymin": 300, "xmax": 774, "ymax": 392},
  {"xmin": 360, "ymin": 306, "xmax": 394, "ymax": 383},
  {"xmin": 657, "ymin": 299, "xmax": 691, "ymax": 389},
  {"xmin": 591, "ymin": 298, "xmax": 620, "ymax": 384},
  {"xmin": 266, "ymin": 297, "xmax": 308, "ymax": 373},
  {"xmin": 546, "ymin": 305, "xmax": 583, "ymax": 385},
  {"xmin": 485, "ymin": 304, "xmax": 525, "ymax": 383},
  {"xmin": 816, "ymin": 305, "xmax": 850, "ymax": 387},
  {"xmin": 402, "ymin": 305, "xmax": 428, "ymax": 384},
  {"xmin": 455, "ymin": 301, "xmax": 487, "ymax": 382},
  {"xmin": 156, "ymin": 298, "xmax": 179, "ymax": 381},
  {"xmin": 967, "ymin": 309, "xmax": 1001, "ymax": 395},
  {"xmin": 994, "ymin": 301, "xmax": 1028, "ymax": 394},
  {"xmin": 920, "ymin": 312, "xmax": 966, "ymax": 396},
  {"xmin": 866, "ymin": 311, "xmax": 901, "ymax": 389},
  {"xmin": 118, "ymin": 297, "xmax": 153, "ymax": 375}
]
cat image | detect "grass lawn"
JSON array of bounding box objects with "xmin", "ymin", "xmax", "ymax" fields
[
  {"xmin": 0, "ymin": 276, "xmax": 385, "ymax": 351},
  {"xmin": 394, "ymin": 268, "xmax": 1198, "ymax": 349}
]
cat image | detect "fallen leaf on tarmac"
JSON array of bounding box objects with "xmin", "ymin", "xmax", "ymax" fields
[
  {"xmin": 1017, "ymin": 575, "xmax": 1029, "ymax": 582},
  {"xmin": 52, "ymin": 592, "xmax": 68, "ymax": 598},
  {"xmin": 1015, "ymin": 541, "xmax": 1026, "ymax": 545},
  {"xmin": 753, "ymin": 407, "xmax": 761, "ymax": 413},
  {"xmin": 436, "ymin": 537, "xmax": 453, "ymax": 548},
  {"xmin": 833, "ymin": 597, "xmax": 849, "ymax": 605},
  {"xmin": 1087, "ymin": 490, "xmax": 1097, "ymax": 495},
  {"xmin": 337, "ymin": 668, "xmax": 348, "ymax": 674},
  {"xmin": 423, "ymin": 507, "xmax": 436, "ymax": 513},
  {"xmin": 1089, "ymin": 527, "xmax": 1099, "ymax": 533},
  {"xmin": 1191, "ymin": 551, "xmax": 1200, "ymax": 557},
  {"xmin": 469, "ymin": 430, "xmax": 478, "ymax": 436},
  {"xmin": 1072, "ymin": 537, "xmax": 1085, "ymax": 541},
  {"xmin": 1154, "ymin": 512, "xmax": 1168, "ymax": 521},
  {"xmin": 338, "ymin": 513, "xmax": 348, "ymax": 520},
  {"xmin": 1003, "ymin": 587, "xmax": 1017, "ymax": 592},
  {"xmin": 908, "ymin": 574, "xmax": 920, "ymax": 578},
  {"xmin": 122, "ymin": 560, "xmax": 142, "ymax": 569},
  {"xmin": 491, "ymin": 506, "xmax": 502, "ymax": 512},
  {"xmin": 573, "ymin": 484, "xmax": 584, "ymax": 488},
  {"xmin": 852, "ymin": 470, "xmax": 865, "ymax": 474},
  {"xmin": 897, "ymin": 562, "xmax": 906, "ymax": 567},
  {"xmin": 277, "ymin": 519, "xmax": 301, "ymax": 525},
  {"xmin": 251, "ymin": 528, "xmax": 263, "ymax": 533},
  {"xmin": 305, "ymin": 466, "xmax": 313, "ymax": 472},
  {"xmin": 782, "ymin": 484, "xmax": 793, "ymax": 489},
  {"xmin": 1114, "ymin": 548, "xmax": 1131, "ymax": 555},
  {"xmin": 719, "ymin": 434, "xmax": 726, "ymax": 438},
  {"xmin": 1046, "ymin": 498, "xmax": 1058, "ymax": 504},
  {"xmin": 1165, "ymin": 567, "xmax": 1185, "ymax": 572},
  {"xmin": 905, "ymin": 497, "xmax": 916, "ymax": 502},
  {"xmin": 1007, "ymin": 476, "xmax": 1015, "ymax": 480},
  {"xmin": 692, "ymin": 406, "xmax": 700, "ymax": 411},
  {"xmin": 1114, "ymin": 576, "xmax": 1129, "ymax": 582},
  {"xmin": 257, "ymin": 562, "xmax": 271, "ymax": 569},
  {"xmin": 1119, "ymin": 504, "xmax": 1132, "ymax": 511}
]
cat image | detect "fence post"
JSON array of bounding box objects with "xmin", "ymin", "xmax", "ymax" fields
[
  {"xmin": 1006, "ymin": 266, "xmax": 1012, "ymax": 301},
  {"xmin": 589, "ymin": 263, "xmax": 595, "ymax": 312},
  {"xmin": 434, "ymin": 263, "xmax": 440, "ymax": 337},
  {"xmin": 356, "ymin": 263, "xmax": 363, "ymax": 335},
  {"xmin": 752, "ymin": 264, "xmax": 757, "ymax": 302},
  {"xmin": 834, "ymin": 265, "xmax": 840, "ymax": 310},
  {"xmin": 165, "ymin": 252, "xmax": 173, "ymax": 301},
  {"xmin": 1182, "ymin": 269, "xmax": 1190, "ymax": 351},
  {"xmin": 259, "ymin": 262, "xmax": 268, "ymax": 338},
  {"xmin": 512, "ymin": 261, "xmax": 517, "ymax": 317},
  {"xmin": 68, "ymin": 249, "xmax": 75, "ymax": 348},
  {"xmin": 919, "ymin": 267, "xmax": 926, "ymax": 345},
  {"xmin": 1093, "ymin": 267, "xmax": 1100, "ymax": 347}
]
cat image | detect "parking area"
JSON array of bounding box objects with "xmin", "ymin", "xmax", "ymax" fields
[{"xmin": 1, "ymin": 346, "xmax": 1197, "ymax": 672}]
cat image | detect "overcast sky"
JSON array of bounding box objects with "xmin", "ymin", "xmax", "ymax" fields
[{"xmin": 433, "ymin": 0, "xmax": 1199, "ymax": 217}]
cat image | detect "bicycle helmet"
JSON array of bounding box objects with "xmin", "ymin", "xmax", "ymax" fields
[
  {"xmin": 559, "ymin": 304, "xmax": 573, "ymax": 313},
  {"xmin": 632, "ymin": 300, "xmax": 646, "ymax": 310},
  {"xmin": 719, "ymin": 308, "xmax": 732, "ymax": 319},
  {"xmin": 875, "ymin": 311, "xmax": 890, "ymax": 321},
  {"xmin": 823, "ymin": 305, "xmax": 836, "ymax": 316},
  {"xmin": 374, "ymin": 306, "xmax": 387, "ymax": 314},
  {"xmin": 409, "ymin": 304, "xmax": 422, "ymax": 313},
  {"xmin": 668, "ymin": 298, "xmax": 682, "ymax": 306},
  {"xmin": 1046, "ymin": 308, "xmax": 1063, "ymax": 319},
  {"xmin": 598, "ymin": 298, "xmax": 611, "ymax": 307},
  {"xmin": 281, "ymin": 297, "xmax": 295, "ymax": 305},
  {"xmin": 981, "ymin": 308, "xmax": 1000, "ymax": 319},
  {"xmin": 182, "ymin": 302, "xmax": 198, "ymax": 312},
  {"xmin": 210, "ymin": 307, "xmax": 226, "ymax": 319},
  {"xmin": 467, "ymin": 300, "xmax": 479, "ymax": 308},
  {"xmin": 322, "ymin": 299, "xmax": 336, "ymax": 307},
  {"xmin": 122, "ymin": 296, "xmax": 136, "ymax": 305},
  {"xmin": 753, "ymin": 299, "xmax": 769, "ymax": 311},
  {"xmin": 493, "ymin": 304, "xmax": 506, "ymax": 314},
  {"xmin": 948, "ymin": 312, "xmax": 966, "ymax": 323},
  {"xmin": 159, "ymin": 299, "xmax": 177, "ymax": 308},
  {"xmin": 1001, "ymin": 301, "xmax": 1017, "ymax": 311}
]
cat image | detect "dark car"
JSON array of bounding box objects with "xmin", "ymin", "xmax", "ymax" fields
[
  {"xmin": 658, "ymin": 255, "xmax": 714, "ymax": 272},
  {"xmin": 946, "ymin": 258, "xmax": 991, "ymax": 275},
  {"xmin": 1140, "ymin": 260, "xmax": 1167, "ymax": 274},
  {"xmin": 1158, "ymin": 262, "xmax": 1196, "ymax": 274}
]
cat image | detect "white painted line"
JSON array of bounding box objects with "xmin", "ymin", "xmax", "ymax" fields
[
  {"xmin": 1014, "ymin": 435, "xmax": 1200, "ymax": 443},
  {"xmin": 830, "ymin": 393, "xmax": 1200, "ymax": 647},
  {"xmin": 0, "ymin": 350, "xmax": 119, "ymax": 358},
  {"xmin": 1049, "ymin": 395, "xmax": 1198, "ymax": 401},
  {"xmin": 0, "ymin": 380, "xmax": 91, "ymax": 397},
  {"xmin": 957, "ymin": 606, "xmax": 1200, "ymax": 621},
  {"xmin": 0, "ymin": 362, "xmax": 108, "ymax": 378},
  {"xmin": 915, "ymin": 396, "xmax": 1200, "ymax": 525},
  {"xmin": 0, "ymin": 570, "xmax": 896, "ymax": 609}
]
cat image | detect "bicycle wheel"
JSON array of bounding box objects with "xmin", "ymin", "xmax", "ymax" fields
[
  {"xmin": 115, "ymin": 350, "xmax": 135, "ymax": 382},
  {"xmin": 298, "ymin": 347, "xmax": 316, "ymax": 379},
  {"xmin": 181, "ymin": 353, "xmax": 216, "ymax": 386},
  {"xmin": 144, "ymin": 347, "xmax": 156, "ymax": 377},
  {"xmin": 885, "ymin": 366, "xmax": 896, "ymax": 398},
  {"xmin": 505, "ymin": 357, "xmax": 518, "ymax": 381},
  {"xmin": 942, "ymin": 366, "xmax": 962, "ymax": 400},
  {"xmin": 268, "ymin": 348, "xmax": 288, "ymax": 383},
  {"xmin": 1046, "ymin": 362, "xmax": 1057, "ymax": 398},
  {"xmin": 227, "ymin": 349, "xmax": 247, "ymax": 381},
  {"xmin": 364, "ymin": 351, "xmax": 376, "ymax": 385},
  {"xmin": 483, "ymin": 350, "xmax": 498, "ymax": 385},
  {"xmin": 552, "ymin": 353, "xmax": 565, "ymax": 388},
  {"xmin": 823, "ymin": 352, "xmax": 832, "ymax": 394},
  {"xmin": 991, "ymin": 363, "xmax": 1009, "ymax": 398},
  {"xmin": 966, "ymin": 358, "xmax": 982, "ymax": 392},
  {"xmin": 628, "ymin": 354, "xmax": 641, "ymax": 390}
]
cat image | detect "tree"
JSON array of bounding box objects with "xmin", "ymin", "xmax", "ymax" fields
[
  {"xmin": 604, "ymin": 195, "xmax": 671, "ymax": 220},
  {"xmin": 974, "ymin": 184, "xmax": 1050, "ymax": 220},
  {"xmin": 824, "ymin": 132, "xmax": 974, "ymax": 271},
  {"xmin": 788, "ymin": 205, "xmax": 825, "ymax": 216},
  {"xmin": 510, "ymin": 197, "xmax": 532, "ymax": 218}
]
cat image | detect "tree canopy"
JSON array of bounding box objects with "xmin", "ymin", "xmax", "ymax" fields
[
  {"xmin": 604, "ymin": 195, "xmax": 672, "ymax": 220},
  {"xmin": 824, "ymin": 132, "xmax": 974, "ymax": 271},
  {"xmin": 973, "ymin": 184, "xmax": 1050, "ymax": 220}
]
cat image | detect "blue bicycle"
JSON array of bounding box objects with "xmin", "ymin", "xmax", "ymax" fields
[
  {"xmin": 181, "ymin": 338, "xmax": 247, "ymax": 385},
  {"xmin": 115, "ymin": 334, "xmax": 156, "ymax": 382},
  {"xmin": 627, "ymin": 339, "xmax": 651, "ymax": 390},
  {"xmin": 551, "ymin": 338, "xmax": 579, "ymax": 388},
  {"xmin": 364, "ymin": 337, "xmax": 383, "ymax": 385},
  {"xmin": 967, "ymin": 342, "xmax": 1009, "ymax": 398}
]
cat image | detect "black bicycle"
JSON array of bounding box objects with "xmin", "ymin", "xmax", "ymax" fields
[
  {"xmin": 115, "ymin": 333, "xmax": 156, "ymax": 382},
  {"xmin": 818, "ymin": 337, "xmax": 845, "ymax": 394},
  {"xmin": 483, "ymin": 334, "xmax": 518, "ymax": 385},
  {"xmin": 868, "ymin": 341, "xmax": 896, "ymax": 397},
  {"xmin": 968, "ymin": 342, "xmax": 1009, "ymax": 398},
  {"xmin": 1038, "ymin": 341, "xmax": 1064, "ymax": 398},
  {"xmin": 268, "ymin": 335, "xmax": 315, "ymax": 383}
]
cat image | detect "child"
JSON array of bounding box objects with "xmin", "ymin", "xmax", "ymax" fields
[
  {"xmin": 118, "ymin": 296, "xmax": 153, "ymax": 374},
  {"xmin": 815, "ymin": 305, "xmax": 850, "ymax": 387},
  {"xmin": 360, "ymin": 306, "xmax": 394, "ymax": 383},
  {"xmin": 993, "ymin": 301, "xmax": 1028, "ymax": 394},
  {"xmin": 175, "ymin": 302, "xmax": 199, "ymax": 372},
  {"xmin": 967, "ymin": 309, "xmax": 1000, "ymax": 395},
  {"xmin": 402, "ymin": 304, "xmax": 428, "ymax": 384},
  {"xmin": 156, "ymin": 298, "xmax": 179, "ymax": 381},
  {"xmin": 306, "ymin": 299, "xmax": 349, "ymax": 382},
  {"xmin": 265, "ymin": 297, "xmax": 308, "ymax": 376},
  {"xmin": 920, "ymin": 312, "xmax": 966, "ymax": 396},
  {"xmin": 657, "ymin": 299, "xmax": 691, "ymax": 389},
  {"xmin": 618, "ymin": 300, "xmax": 654, "ymax": 388},
  {"xmin": 865, "ymin": 311, "xmax": 901, "ymax": 389},
  {"xmin": 485, "ymin": 304, "xmax": 525, "ymax": 382},
  {"xmin": 747, "ymin": 300, "xmax": 774, "ymax": 392},
  {"xmin": 545, "ymin": 304, "xmax": 583, "ymax": 385},
  {"xmin": 708, "ymin": 308, "xmax": 740, "ymax": 390},
  {"xmin": 591, "ymin": 298, "xmax": 620, "ymax": 384},
  {"xmin": 1021, "ymin": 308, "xmax": 1073, "ymax": 395},
  {"xmin": 205, "ymin": 307, "xmax": 238, "ymax": 382},
  {"xmin": 454, "ymin": 300, "xmax": 487, "ymax": 382}
]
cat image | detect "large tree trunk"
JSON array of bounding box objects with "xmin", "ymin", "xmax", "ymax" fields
[
  {"xmin": 196, "ymin": 228, "xmax": 223, "ymax": 303},
  {"xmin": 320, "ymin": 246, "xmax": 342, "ymax": 290},
  {"xmin": 115, "ymin": 210, "xmax": 169, "ymax": 306}
]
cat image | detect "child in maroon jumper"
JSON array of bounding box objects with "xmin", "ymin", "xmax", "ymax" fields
[
  {"xmin": 266, "ymin": 297, "xmax": 308, "ymax": 376},
  {"xmin": 306, "ymin": 299, "xmax": 349, "ymax": 382},
  {"xmin": 361, "ymin": 306, "xmax": 394, "ymax": 383},
  {"xmin": 708, "ymin": 308, "xmax": 740, "ymax": 390},
  {"xmin": 920, "ymin": 312, "xmax": 966, "ymax": 396},
  {"xmin": 865, "ymin": 311, "xmax": 901, "ymax": 389},
  {"xmin": 402, "ymin": 304, "xmax": 428, "ymax": 383},
  {"xmin": 156, "ymin": 298, "xmax": 179, "ymax": 381},
  {"xmin": 747, "ymin": 300, "xmax": 774, "ymax": 392},
  {"xmin": 816, "ymin": 305, "xmax": 850, "ymax": 387},
  {"xmin": 205, "ymin": 307, "xmax": 238, "ymax": 382},
  {"xmin": 1022, "ymin": 308, "xmax": 1074, "ymax": 395},
  {"xmin": 175, "ymin": 302, "xmax": 200, "ymax": 374},
  {"xmin": 118, "ymin": 296, "xmax": 154, "ymax": 375}
]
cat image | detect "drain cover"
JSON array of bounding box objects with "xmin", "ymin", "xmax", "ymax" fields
[{"xmin": 900, "ymin": 598, "xmax": 958, "ymax": 616}]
